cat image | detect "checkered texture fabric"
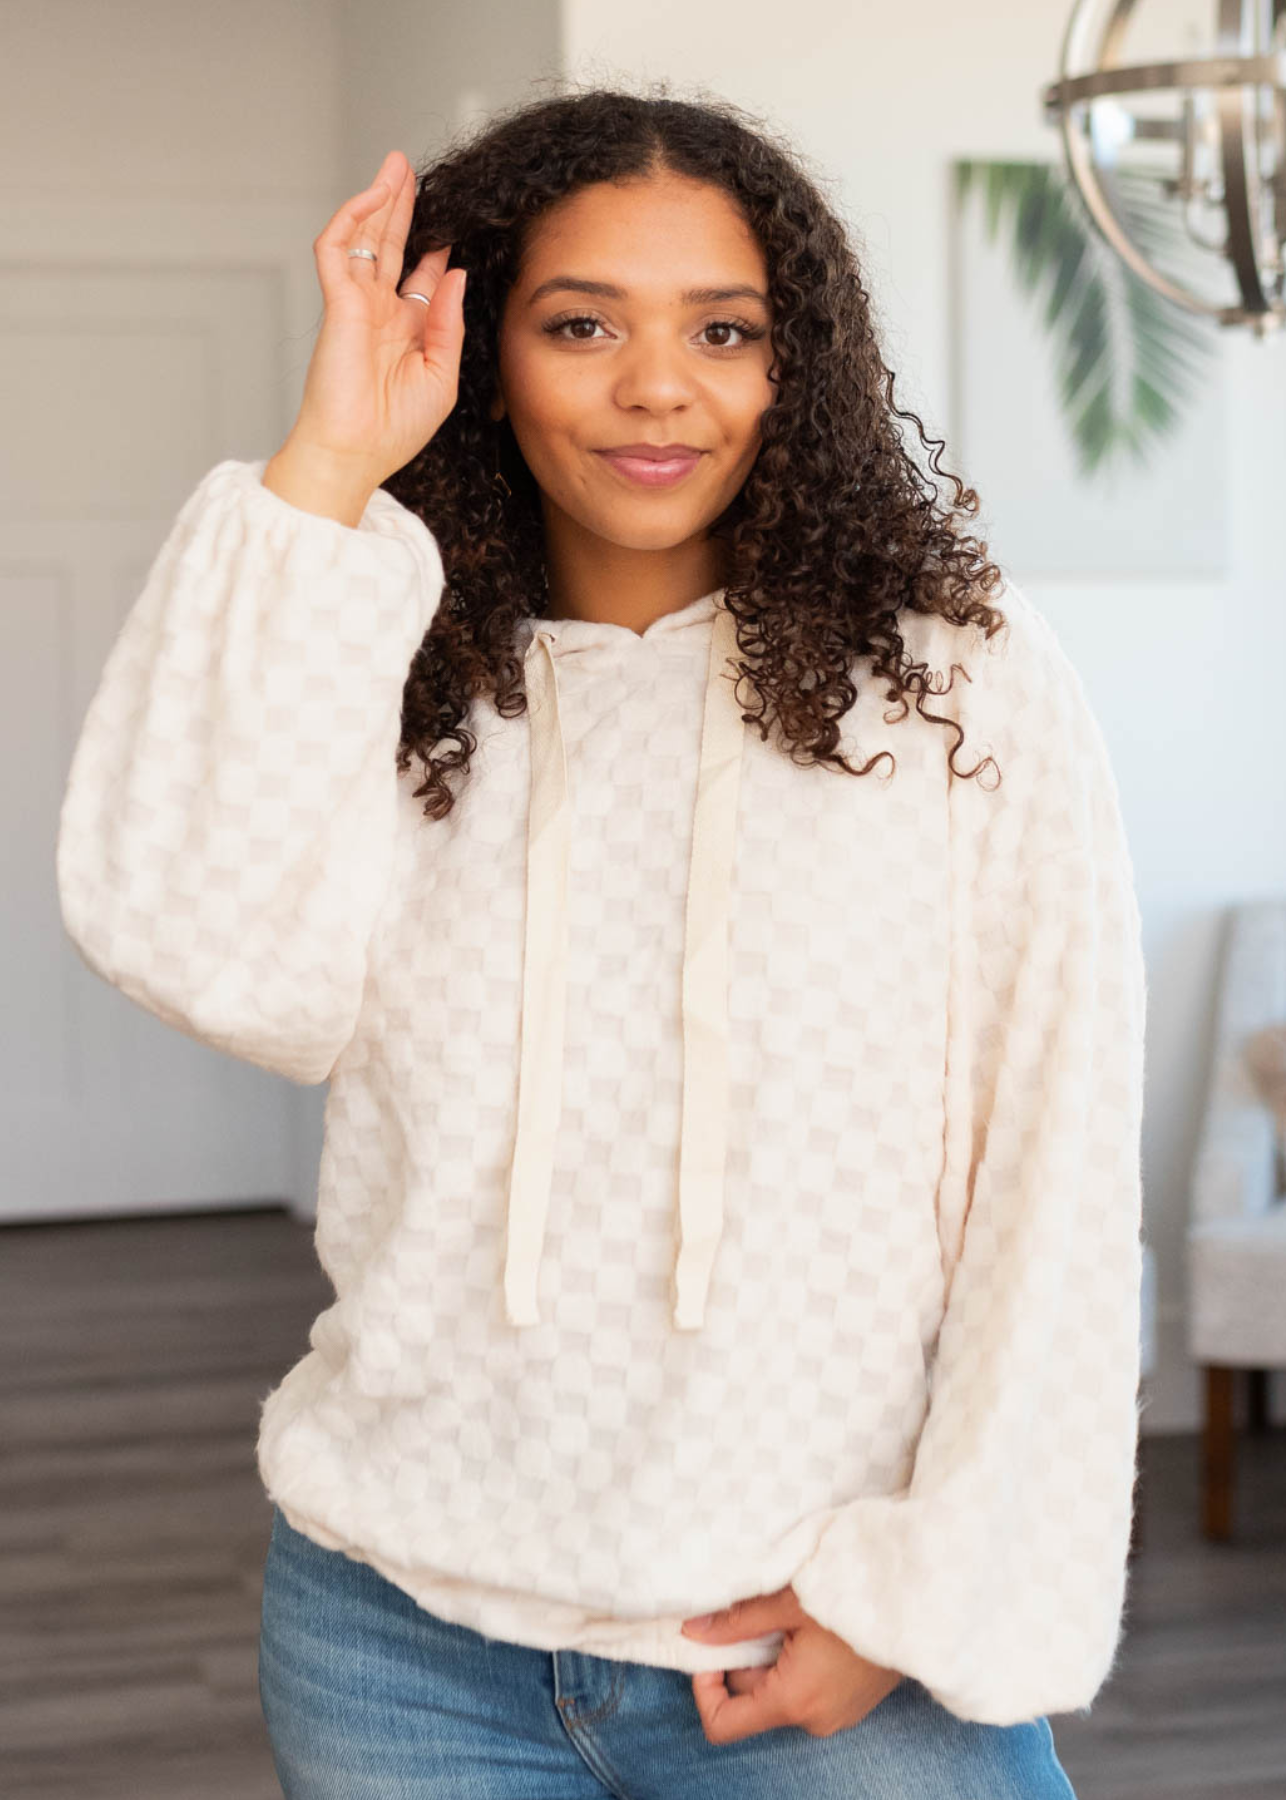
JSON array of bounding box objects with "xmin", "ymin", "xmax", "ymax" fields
[{"xmin": 56, "ymin": 458, "xmax": 1147, "ymax": 1724}]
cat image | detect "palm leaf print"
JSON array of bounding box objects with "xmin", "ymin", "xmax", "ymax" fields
[{"xmin": 954, "ymin": 158, "xmax": 1217, "ymax": 480}]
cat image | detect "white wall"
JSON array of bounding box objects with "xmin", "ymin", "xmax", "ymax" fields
[
  {"xmin": 0, "ymin": 0, "xmax": 346, "ymax": 201},
  {"xmin": 562, "ymin": 0, "xmax": 1286, "ymax": 1432},
  {"xmin": 335, "ymin": 0, "xmax": 564, "ymax": 199}
]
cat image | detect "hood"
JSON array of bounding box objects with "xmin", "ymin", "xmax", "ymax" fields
[{"xmin": 502, "ymin": 588, "xmax": 747, "ymax": 1332}]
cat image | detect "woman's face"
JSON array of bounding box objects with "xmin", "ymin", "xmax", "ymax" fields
[{"xmin": 492, "ymin": 170, "xmax": 778, "ymax": 560}]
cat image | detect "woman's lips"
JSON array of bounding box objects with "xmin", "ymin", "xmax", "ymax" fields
[{"xmin": 593, "ymin": 449, "xmax": 704, "ymax": 487}]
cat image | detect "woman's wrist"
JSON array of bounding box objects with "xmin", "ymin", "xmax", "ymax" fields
[{"xmin": 261, "ymin": 437, "xmax": 383, "ymax": 528}]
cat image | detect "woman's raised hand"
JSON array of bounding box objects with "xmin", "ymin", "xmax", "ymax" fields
[{"xmin": 269, "ymin": 150, "xmax": 467, "ymax": 511}]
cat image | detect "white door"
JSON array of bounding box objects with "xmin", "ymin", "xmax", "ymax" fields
[{"xmin": 2, "ymin": 205, "xmax": 331, "ymax": 1226}]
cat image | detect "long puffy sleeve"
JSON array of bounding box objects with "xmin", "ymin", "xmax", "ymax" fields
[
  {"xmin": 789, "ymin": 585, "xmax": 1149, "ymax": 1725},
  {"xmin": 55, "ymin": 457, "xmax": 445, "ymax": 1086}
]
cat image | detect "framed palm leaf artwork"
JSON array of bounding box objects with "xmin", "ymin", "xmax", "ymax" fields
[{"xmin": 949, "ymin": 157, "xmax": 1228, "ymax": 578}]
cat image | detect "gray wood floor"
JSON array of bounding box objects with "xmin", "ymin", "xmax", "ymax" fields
[{"xmin": 2, "ymin": 1207, "xmax": 1283, "ymax": 1799}]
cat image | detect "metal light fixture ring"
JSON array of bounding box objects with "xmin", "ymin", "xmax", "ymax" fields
[{"xmin": 1043, "ymin": 0, "xmax": 1286, "ymax": 336}]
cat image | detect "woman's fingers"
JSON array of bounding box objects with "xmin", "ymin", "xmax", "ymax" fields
[
  {"xmin": 417, "ymin": 265, "xmax": 467, "ymax": 392},
  {"xmin": 379, "ymin": 159, "xmax": 418, "ymax": 286},
  {"xmin": 313, "ymin": 151, "xmax": 406, "ymax": 298},
  {"xmin": 314, "ymin": 178, "xmax": 392, "ymax": 297},
  {"xmin": 351, "ymin": 153, "xmax": 405, "ymax": 284},
  {"xmin": 397, "ymin": 243, "xmax": 452, "ymax": 335}
]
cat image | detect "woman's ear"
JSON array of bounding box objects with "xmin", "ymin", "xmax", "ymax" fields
[{"xmin": 488, "ymin": 387, "xmax": 506, "ymax": 425}]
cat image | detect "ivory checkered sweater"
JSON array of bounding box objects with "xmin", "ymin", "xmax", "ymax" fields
[{"xmin": 56, "ymin": 457, "xmax": 1148, "ymax": 1725}]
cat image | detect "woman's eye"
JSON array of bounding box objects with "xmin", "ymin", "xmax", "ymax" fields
[
  {"xmin": 701, "ymin": 320, "xmax": 749, "ymax": 348},
  {"xmin": 545, "ymin": 314, "xmax": 607, "ymax": 342},
  {"xmin": 541, "ymin": 313, "xmax": 763, "ymax": 351}
]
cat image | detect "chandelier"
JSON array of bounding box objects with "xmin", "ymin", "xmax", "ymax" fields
[{"xmin": 1043, "ymin": 0, "xmax": 1286, "ymax": 336}]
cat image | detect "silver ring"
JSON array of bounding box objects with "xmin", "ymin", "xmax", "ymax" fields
[
  {"xmin": 347, "ymin": 247, "xmax": 378, "ymax": 263},
  {"xmin": 401, "ymin": 291, "xmax": 431, "ymax": 306}
]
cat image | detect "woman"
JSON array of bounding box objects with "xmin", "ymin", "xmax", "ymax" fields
[{"xmin": 56, "ymin": 84, "xmax": 1147, "ymax": 1798}]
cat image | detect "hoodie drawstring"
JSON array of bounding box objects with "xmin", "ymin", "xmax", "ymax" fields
[
  {"xmin": 503, "ymin": 600, "xmax": 745, "ymax": 1331},
  {"xmin": 502, "ymin": 623, "xmax": 571, "ymax": 1328}
]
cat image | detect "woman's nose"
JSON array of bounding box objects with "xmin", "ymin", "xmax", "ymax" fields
[{"xmin": 609, "ymin": 333, "xmax": 698, "ymax": 408}]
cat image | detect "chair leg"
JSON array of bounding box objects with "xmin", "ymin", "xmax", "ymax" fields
[
  {"xmin": 1247, "ymin": 1366, "xmax": 1271, "ymax": 1435},
  {"xmin": 1201, "ymin": 1364, "xmax": 1236, "ymax": 1541}
]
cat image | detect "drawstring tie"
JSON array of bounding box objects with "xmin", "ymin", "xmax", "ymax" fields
[{"xmin": 503, "ymin": 600, "xmax": 746, "ymax": 1331}]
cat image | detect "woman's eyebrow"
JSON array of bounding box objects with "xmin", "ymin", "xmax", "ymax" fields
[{"xmin": 526, "ymin": 276, "xmax": 769, "ymax": 307}]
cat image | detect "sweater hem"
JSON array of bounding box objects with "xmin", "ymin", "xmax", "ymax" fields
[{"xmin": 267, "ymin": 1490, "xmax": 785, "ymax": 1674}]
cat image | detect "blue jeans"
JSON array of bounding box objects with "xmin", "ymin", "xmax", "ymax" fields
[{"xmin": 258, "ymin": 1505, "xmax": 1079, "ymax": 1798}]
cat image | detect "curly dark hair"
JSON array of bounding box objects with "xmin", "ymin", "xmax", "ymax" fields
[{"xmin": 383, "ymin": 78, "xmax": 1008, "ymax": 820}]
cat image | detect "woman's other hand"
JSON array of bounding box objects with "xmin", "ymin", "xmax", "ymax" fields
[{"xmin": 681, "ymin": 1584, "xmax": 904, "ymax": 1742}]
